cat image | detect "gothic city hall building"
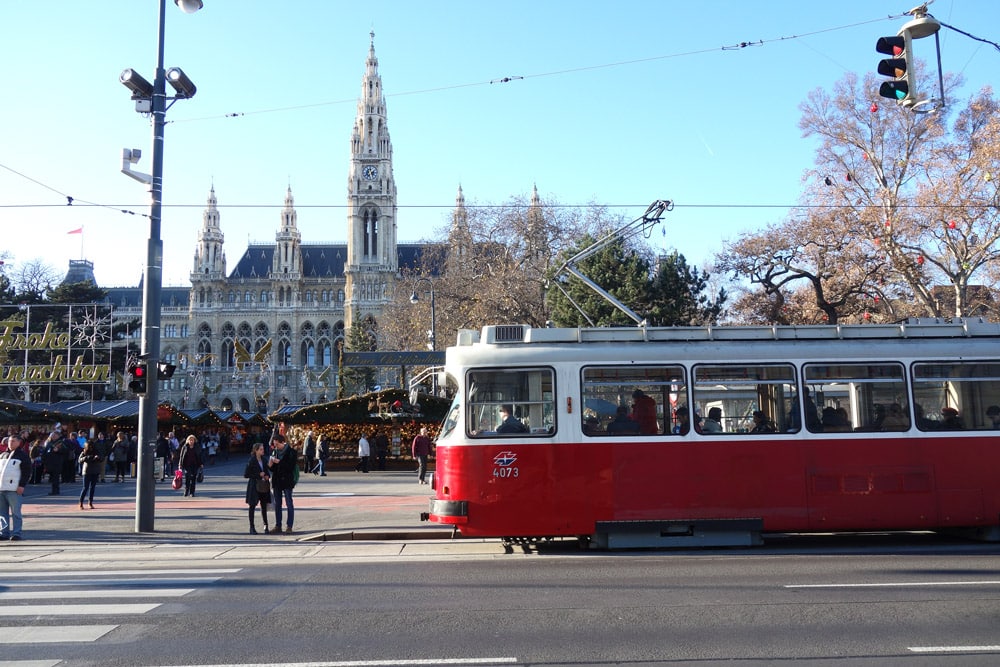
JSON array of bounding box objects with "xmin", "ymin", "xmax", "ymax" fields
[{"xmin": 101, "ymin": 36, "xmax": 432, "ymax": 412}]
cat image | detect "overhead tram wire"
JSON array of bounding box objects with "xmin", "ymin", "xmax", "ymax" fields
[
  {"xmin": 167, "ymin": 14, "xmax": 907, "ymax": 126},
  {"xmin": 0, "ymin": 162, "xmax": 145, "ymax": 219}
]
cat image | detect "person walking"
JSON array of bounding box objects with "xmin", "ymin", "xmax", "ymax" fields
[
  {"xmin": 315, "ymin": 434, "xmax": 329, "ymax": 476},
  {"xmin": 78, "ymin": 441, "xmax": 101, "ymax": 509},
  {"xmin": 155, "ymin": 432, "xmax": 170, "ymax": 482},
  {"xmin": 374, "ymin": 429, "xmax": 390, "ymax": 471},
  {"xmin": 355, "ymin": 432, "xmax": 371, "ymax": 473},
  {"xmin": 411, "ymin": 427, "xmax": 432, "ymax": 485},
  {"xmin": 244, "ymin": 443, "xmax": 271, "ymax": 535},
  {"xmin": 178, "ymin": 435, "xmax": 204, "ymax": 497},
  {"xmin": 94, "ymin": 432, "xmax": 110, "ymax": 483},
  {"xmin": 303, "ymin": 431, "xmax": 317, "ymax": 474},
  {"xmin": 42, "ymin": 433, "xmax": 68, "ymax": 496},
  {"xmin": 0, "ymin": 432, "xmax": 31, "ymax": 541},
  {"xmin": 110, "ymin": 432, "xmax": 130, "ymax": 483},
  {"xmin": 268, "ymin": 434, "xmax": 297, "ymax": 534}
]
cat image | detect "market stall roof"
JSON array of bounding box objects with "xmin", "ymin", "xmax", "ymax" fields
[
  {"xmin": 0, "ymin": 398, "xmax": 67, "ymax": 423},
  {"xmin": 181, "ymin": 408, "xmax": 226, "ymax": 426},
  {"xmin": 270, "ymin": 390, "xmax": 449, "ymax": 424},
  {"xmin": 214, "ymin": 410, "xmax": 271, "ymax": 427}
]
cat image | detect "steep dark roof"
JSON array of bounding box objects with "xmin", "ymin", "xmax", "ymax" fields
[
  {"xmin": 102, "ymin": 286, "xmax": 191, "ymax": 309},
  {"xmin": 230, "ymin": 243, "xmax": 427, "ymax": 279}
]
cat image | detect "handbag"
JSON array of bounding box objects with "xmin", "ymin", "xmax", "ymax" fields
[
  {"xmin": 171, "ymin": 469, "xmax": 183, "ymax": 490},
  {"xmin": 197, "ymin": 468, "xmax": 204, "ymax": 483},
  {"xmin": 256, "ymin": 478, "xmax": 271, "ymax": 494}
]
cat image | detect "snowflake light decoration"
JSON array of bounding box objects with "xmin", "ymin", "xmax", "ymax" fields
[{"xmin": 72, "ymin": 308, "xmax": 112, "ymax": 350}]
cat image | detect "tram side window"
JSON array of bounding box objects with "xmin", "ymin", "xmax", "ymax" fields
[
  {"xmin": 466, "ymin": 368, "xmax": 555, "ymax": 437},
  {"xmin": 692, "ymin": 364, "xmax": 797, "ymax": 434},
  {"xmin": 912, "ymin": 362, "xmax": 1000, "ymax": 431},
  {"xmin": 581, "ymin": 365, "xmax": 686, "ymax": 436},
  {"xmin": 803, "ymin": 363, "xmax": 908, "ymax": 433}
]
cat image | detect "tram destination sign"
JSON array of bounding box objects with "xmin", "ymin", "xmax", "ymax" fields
[
  {"xmin": 0, "ymin": 304, "xmax": 114, "ymax": 386},
  {"xmin": 342, "ymin": 351, "xmax": 445, "ymax": 366}
]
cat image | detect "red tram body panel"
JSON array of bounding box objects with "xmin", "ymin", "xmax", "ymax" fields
[{"xmin": 425, "ymin": 322, "xmax": 1000, "ymax": 544}]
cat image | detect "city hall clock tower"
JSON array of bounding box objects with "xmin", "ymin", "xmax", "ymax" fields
[{"xmin": 345, "ymin": 31, "xmax": 398, "ymax": 332}]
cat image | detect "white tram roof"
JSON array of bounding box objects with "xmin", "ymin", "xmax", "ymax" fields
[{"xmin": 458, "ymin": 319, "xmax": 1000, "ymax": 347}]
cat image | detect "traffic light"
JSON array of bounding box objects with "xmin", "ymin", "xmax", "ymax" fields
[
  {"xmin": 876, "ymin": 30, "xmax": 915, "ymax": 106},
  {"xmin": 128, "ymin": 361, "xmax": 148, "ymax": 395}
]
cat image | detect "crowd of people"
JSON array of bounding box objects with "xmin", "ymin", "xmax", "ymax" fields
[{"xmin": 1, "ymin": 421, "xmax": 439, "ymax": 542}]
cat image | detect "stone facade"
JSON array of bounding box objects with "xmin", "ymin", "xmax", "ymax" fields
[{"xmin": 104, "ymin": 34, "xmax": 421, "ymax": 412}]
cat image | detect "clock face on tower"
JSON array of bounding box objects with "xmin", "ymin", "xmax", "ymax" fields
[{"xmin": 362, "ymin": 165, "xmax": 378, "ymax": 181}]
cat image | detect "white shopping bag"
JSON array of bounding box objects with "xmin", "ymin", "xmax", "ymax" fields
[{"xmin": 0, "ymin": 457, "xmax": 22, "ymax": 492}]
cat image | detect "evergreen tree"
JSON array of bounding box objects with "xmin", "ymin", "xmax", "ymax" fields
[
  {"xmin": 46, "ymin": 281, "xmax": 107, "ymax": 304},
  {"xmin": 644, "ymin": 251, "xmax": 726, "ymax": 326},
  {"xmin": 547, "ymin": 235, "xmax": 650, "ymax": 327}
]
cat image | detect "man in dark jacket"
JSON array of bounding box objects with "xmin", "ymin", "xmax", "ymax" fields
[
  {"xmin": 42, "ymin": 434, "xmax": 68, "ymax": 496},
  {"xmin": 411, "ymin": 427, "xmax": 432, "ymax": 485},
  {"xmin": 268, "ymin": 434, "xmax": 297, "ymax": 534}
]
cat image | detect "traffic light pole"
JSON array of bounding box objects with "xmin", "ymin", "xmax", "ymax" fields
[{"xmin": 135, "ymin": 0, "xmax": 169, "ymax": 532}]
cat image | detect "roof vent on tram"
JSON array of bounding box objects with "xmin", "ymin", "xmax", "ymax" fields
[{"xmin": 489, "ymin": 325, "xmax": 527, "ymax": 343}]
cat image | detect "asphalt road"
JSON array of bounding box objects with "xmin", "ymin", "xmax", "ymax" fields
[
  {"xmin": 5, "ymin": 543, "xmax": 1000, "ymax": 666},
  {"xmin": 5, "ymin": 458, "xmax": 1000, "ymax": 666}
]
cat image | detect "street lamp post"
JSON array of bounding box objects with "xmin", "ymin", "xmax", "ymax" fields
[
  {"xmin": 410, "ymin": 278, "xmax": 437, "ymax": 394},
  {"xmin": 122, "ymin": 0, "xmax": 203, "ymax": 532}
]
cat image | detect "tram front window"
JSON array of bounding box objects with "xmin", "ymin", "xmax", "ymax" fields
[{"xmin": 466, "ymin": 368, "xmax": 555, "ymax": 437}]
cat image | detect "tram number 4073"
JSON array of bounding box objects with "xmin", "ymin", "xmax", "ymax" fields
[{"xmin": 492, "ymin": 450, "xmax": 519, "ymax": 478}]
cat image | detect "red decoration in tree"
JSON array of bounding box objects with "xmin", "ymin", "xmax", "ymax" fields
[
  {"xmin": 917, "ymin": 255, "xmax": 925, "ymax": 265},
  {"xmin": 874, "ymin": 237, "xmax": 881, "ymax": 247},
  {"xmin": 863, "ymin": 152, "xmax": 869, "ymax": 161},
  {"xmin": 873, "ymin": 295, "xmax": 881, "ymax": 304},
  {"xmin": 863, "ymin": 312, "xmax": 872, "ymax": 321},
  {"xmin": 948, "ymin": 220, "xmax": 957, "ymax": 229},
  {"xmin": 870, "ymin": 102, "xmax": 878, "ymax": 113}
]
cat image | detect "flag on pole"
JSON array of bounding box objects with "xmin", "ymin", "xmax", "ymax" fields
[{"xmin": 67, "ymin": 226, "xmax": 83, "ymax": 235}]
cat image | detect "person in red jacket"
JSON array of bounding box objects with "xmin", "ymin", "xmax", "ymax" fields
[
  {"xmin": 630, "ymin": 389, "xmax": 658, "ymax": 435},
  {"xmin": 411, "ymin": 427, "xmax": 433, "ymax": 485}
]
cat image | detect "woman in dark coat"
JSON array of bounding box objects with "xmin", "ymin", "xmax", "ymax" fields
[{"xmin": 244, "ymin": 443, "xmax": 271, "ymax": 534}]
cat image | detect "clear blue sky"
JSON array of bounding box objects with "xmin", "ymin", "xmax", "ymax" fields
[{"xmin": 2, "ymin": 1, "xmax": 997, "ymax": 288}]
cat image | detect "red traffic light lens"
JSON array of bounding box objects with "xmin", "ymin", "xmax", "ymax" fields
[
  {"xmin": 875, "ymin": 36, "xmax": 905, "ymax": 57},
  {"xmin": 134, "ymin": 366, "xmax": 146, "ymax": 377}
]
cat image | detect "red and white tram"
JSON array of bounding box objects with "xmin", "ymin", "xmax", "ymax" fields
[{"xmin": 423, "ymin": 320, "xmax": 1000, "ymax": 547}]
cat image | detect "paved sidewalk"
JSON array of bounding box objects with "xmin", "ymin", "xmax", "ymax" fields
[{"xmin": 0, "ymin": 458, "xmax": 462, "ymax": 546}]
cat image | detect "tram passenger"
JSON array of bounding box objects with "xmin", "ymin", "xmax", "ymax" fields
[
  {"xmin": 986, "ymin": 405, "xmax": 1000, "ymax": 429},
  {"xmin": 940, "ymin": 407, "xmax": 964, "ymax": 430},
  {"xmin": 750, "ymin": 410, "xmax": 775, "ymax": 433},
  {"xmin": 880, "ymin": 403, "xmax": 910, "ymax": 431},
  {"xmin": 821, "ymin": 406, "xmax": 850, "ymax": 432},
  {"xmin": 914, "ymin": 404, "xmax": 937, "ymax": 430},
  {"xmin": 606, "ymin": 406, "xmax": 640, "ymax": 435},
  {"xmin": 790, "ymin": 388, "xmax": 822, "ymax": 432},
  {"xmin": 583, "ymin": 415, "xmax": 602, "ymax": 435},
  {"xmin": 672, "ymin": 407, "xmax": 690, "ymax": 435},
  {"xmin": 630, "ymin": 390, "xmax": 658, "ymax": 435},
  {"xmin": 702, "ymin": 407, "xmax": 724, "ymax": 433},
  {"xmin": 496, "ymin": 405, "xmax": 528, "ymax": 434}
]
